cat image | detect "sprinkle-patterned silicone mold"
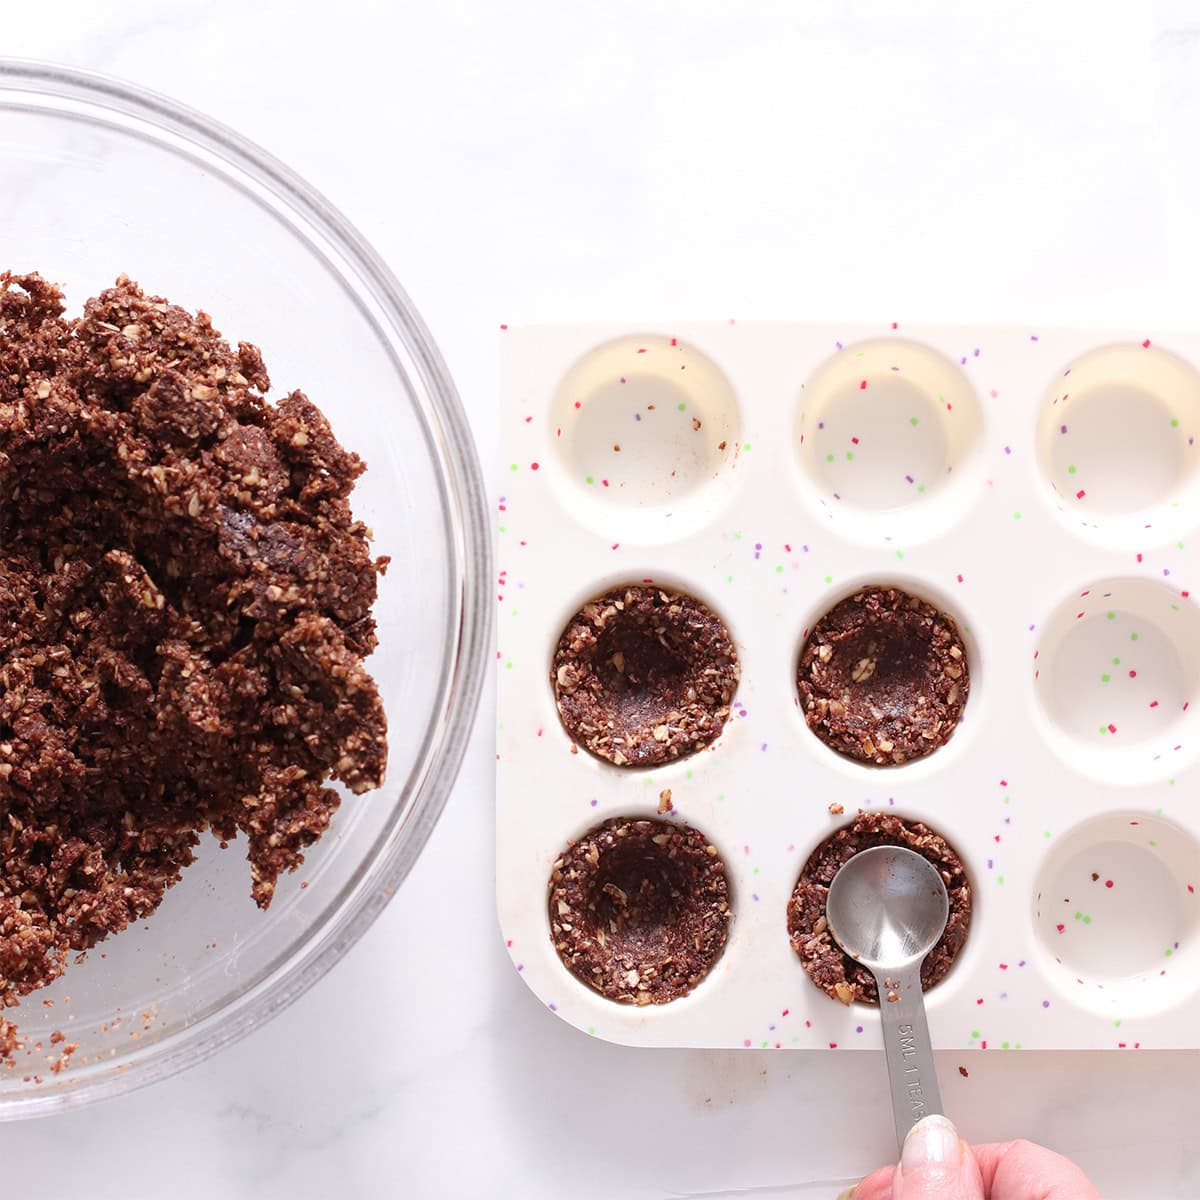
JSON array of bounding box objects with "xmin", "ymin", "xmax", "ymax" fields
[{"xmin": 497, "ymin": 322, "xmax": 1200, "ymax": 1051}]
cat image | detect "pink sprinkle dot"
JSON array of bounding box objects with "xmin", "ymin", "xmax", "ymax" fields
[
  {"xmin": 743, "ymin": 1039, "xmax": 752, "ymax": 1048},
  {"xmin": 1143, "ymin": 338, "xmax": 1152, "ymax": 349},
  {"xmin": 530, "ymin": 461, "xmax": 540, "ymax": 471},
  {"xmin": 1106, "ymin": 880, "xmax": 1114, "ymax": 888},
  {"xmin": 859, "ymin": 380, "xmax": 867, "ymax": 390}
]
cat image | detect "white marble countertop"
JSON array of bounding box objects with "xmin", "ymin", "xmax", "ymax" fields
[{"xmin": 3, "ymin": 2, "xmax": 1200, "ymax": 1195}]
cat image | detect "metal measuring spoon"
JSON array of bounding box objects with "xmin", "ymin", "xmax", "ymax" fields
[{"xmin": 825, "ymin": 845, "xmax": 950, "ymax": 1152}]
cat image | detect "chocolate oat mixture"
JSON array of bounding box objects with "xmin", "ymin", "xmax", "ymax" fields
[
  {"xmin": 787, "ymin": 811, "xmax": 971, "ymax": 1005},
  {"xmin": 0, "ymin": 273, "xmax": 387, "ymax": 1059},
  {"xmin": 549, "ymin": 817, "xmax": 731, "ymax": 1004},
  {"xmin": 552, "ymin": 585, "xmax": 738, "ymax": 768},
  {"xmin": 797, "ymin": 586, "xmax": 968, "ymax": 766}
]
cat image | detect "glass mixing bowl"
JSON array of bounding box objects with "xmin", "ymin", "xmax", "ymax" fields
[{"xmin": 0, "ymin": 59, "xmax": 490, "ymax": 1117}]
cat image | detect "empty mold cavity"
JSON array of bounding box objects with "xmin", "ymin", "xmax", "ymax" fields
[
  {"xmin": 794, "ymin": 338, "xmax": 984, "ymax": 544},
  {"xmin": 1033, "ymin": 578, "xmax": 1200, "ymax": 782},
  {"xmin": 548, "ymin": 334, "xmax": 741, "ymax": 542},
  {"xmin": 551, "ymin": 582, "xmax": 739, "ymax": 768},
  {"xmin": 548, "ymin": 816, "xmax": 733, "ymax": 1005},
  {"xmin": 1033, "ymin": 813, "xmax": 1200, "ymax": 1017},
  {"xmin": 1035, "ymin": 343, "xmax": 1200, "ymax": 547}
]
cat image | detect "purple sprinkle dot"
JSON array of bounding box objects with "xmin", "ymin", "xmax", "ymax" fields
[
  {"xmin": 960, "ymin": 356, "xmax": 967, "ymax": 365},
  {"xmin": 754, "ymin": 542, "xmax": 762, "ymax": 550},
  {"xmin": 905, "ymin": 474, "xmax": 914, "ymax": 484},
  {"xmin": 1019, "ymin": 960, "xmax": 1027, "ymax": 968},
  {"xmin": 1030, "ymin": 334, "xmax": 1039, "ymax": 342},
  {"xmin": 835, "ymin": 341, "xmax": 843, "ymax": 350},
  {"xmin": 1060, "ymin": 424, "xmax": 1068, "ymax": 434},
  {"xmin": 803, "ymin": 544, "xmax": 810, "ymax": 553},
  {"xmin": 760, "ymin": 742, "xmax": 768, "ymax": 752},
  {"xmin": 888, "ymin": 797, "xmax": 896, "ymax": 807},
  {"xmin": 634, "ymin": 413, "xmax": 641, "ymax": 421},
  {"xmin": 590, "ymin": 798, "xmax": 598, "ymax": 807},
  {"xmin": 769, "ymin": 1024, "xmax": 776, "ymax": 1032},
  {"xmin": 1042, "ymin": 1000, "xmax": 1050, "ymax": 1008},
  {"xmin": 752, "ymin": 893, "xmax": 760, "ymax": 902},
  {"xmin": 973, "ymin": 348, "xmax": 981, "ymax": 357},
  {"xmin": 856, "ymin": 1025, "xmax": 864, "ymax": 1033},
  {"xmin": 516, "ymin": 963, "xmax": 525, "ymax": 972},
  {"xmin": 818, "ymin": 421, "xmax": 825, "ymax": 430},
  {"xmin": 833, "ymin": 492, "xmax": 841, "ymax": 500},
  {"xmin": 987, "ymin": 859, "xmax": 993, "ymax": 869},
  {"xmin": 1004, "ymin": 445, "xmax": 1012, "ymax": 455},
  {"xmin": 1000, "ymin": 992, "xmax": 1008, "ymax": 1000},
  {"xmin": 619, "ymin": 377, "xmax": 626, "ymax": 383},
  {"xmin": 1164, "ymin": 568, "xmax": 1172, "ymax": 576},
  {"xmin": 548, "ymin": 1003, "xmax": 558, "ymax": 1012}
]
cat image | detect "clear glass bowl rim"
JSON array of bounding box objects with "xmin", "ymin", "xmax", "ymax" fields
[{"xmin": 0, "ymin": 57, "xmax": 491, "ymax": 1118}]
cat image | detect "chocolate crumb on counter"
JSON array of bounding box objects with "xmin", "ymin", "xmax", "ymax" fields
[
  {"xmin": 551, "ymin": 585, "xmax": 739, "ymax": 768},
  {"xmin": 959, "ymin": 1066, "xmax": 969, "ymax": 1078},
  {"xmin": 787, "ymin": 811, "xmax": 971, "ymax": 1005},
  {"xmin": 0, "ymin": 272, "xmax": 387, "ymax": 1060},
  {"xmin": 548, "ymin": 817, "xmax": 731, "ymax": 1004},
  {"xmin": 797, "ymin": 586, "xmax": 969, "ymax": 766}
]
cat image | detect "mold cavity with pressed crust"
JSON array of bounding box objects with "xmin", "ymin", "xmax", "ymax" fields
[
  {"xmin": 548, "ymin": 816, "xmax": 733, "ymax": 1005},
  {"xmin": 796, "ymin": 584, "xmax": 971, "ymax": 768},
  {"xmin": 787, "ymin": 810, "xmax": 972, "ymax": 1006},
  {"xmin": 551, "ymin": 583, "xmax": 739, "ymax": 767}
]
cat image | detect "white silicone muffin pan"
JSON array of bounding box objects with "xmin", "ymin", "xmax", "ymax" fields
[{"xmin": 496, "ymin": 322, "xmax": 1200, "ymax": 1051}]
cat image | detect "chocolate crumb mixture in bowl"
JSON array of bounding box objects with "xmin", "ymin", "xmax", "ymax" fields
[
  {"xmin": 0, "ymin": 62, "xmax": 488, "ymax": 1116},
  {"xmin": 552, "ymin": 585, "xmax": 739, "ymax": 767},
  {"xmin": 787, "ymin": 811, "xmax": 972, "ymax": 1005},
  {"xmin": 797, "ymin": 585, "xmax": 969, "ymax": 766},
  {"xmin": 549, "ymin": 818, "xmax": 732, "ymax": 1004}
]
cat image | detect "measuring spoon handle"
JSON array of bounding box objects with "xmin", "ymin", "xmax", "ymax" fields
[{"xmin": 874, "ymin": 962, "xmax": 944, "ymax": 1154}]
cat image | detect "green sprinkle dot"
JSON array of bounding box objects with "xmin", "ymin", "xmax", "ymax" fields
[
  {"xmin": 504, "ymin": 661, "xmax": 513, "ymax": 670},
  {"xmin": 1166, "ymin": 947, "xmax": 1174, "ymax": 957},
  {"xmin": 1112, "ymin": 657, "xmax": 1121, "ymax": 665},
  {"xmin": 742, "ymin": 442, "xmax": 752, "ymax": 451},
  {"xmin": 726, "ymin": 575, "xmax": 733, "ymax": 584},
  {"xmin": 1002, "ymin": 1041, "xmax": 1010, "ymax": 1050},
  {"xmin": 1114, "ymin": 1019, "xmax": 1122, "ymax": 1028},
  {"xmin": 1106, "ymin": 611, "xmax": 1116, "ymax": 621},
  {"xmin": 498, "ymin": 524, "xmax": 507, "ymax": 533},
  {"xmin": 511, "ymin": 608, "xmax": 519, "ymax": 616},
  {"xmin": 760, "ymin": 1040, "xmax": 769, "ymax": 1049},
  {"xmin": 1170, "ymin": 778, "xmax": 1176, "ymax": 786},
  {"xmin": 1131, "ymin": 632, "xmax": 1140, "ymax": 641},
  {"xmin": 910, "ymin": 417, "xmax": 919, "ymax": 426},
  {"xmin": 733, "ymin": 531, "xmax": 743, "ymax": 540},
  {"xmin": 677, "ymin": 402, "xmax": 686, "ymax": 411},
  {"xmin": 1171, "ymin": 418, "xmax": 1180, "ymax": 427},
  {"xmin": 585, "ymin": 475, "xmax": 594, "ymax": 485},
  {"xmin": 826, "ymin": 453, "xmax": 835, "ymax": 462},
  {"xmin": 824, "ymin": 575, "xmax": 833, "ymax": 584},
  {"xmin": 775, "ymin": 564, "xmax": 783, "ymax": 573},
  {"xmin": 509, "ymin": 463, "xmax": 519, "ymax": 472},
  {"xmin": 896, "ymin": 549, "xmax": 905, "ymax": 560},
  {"xmin": 717, "ymin": 793, "xmax": 725, "ymax": 802},
  {"xmin": 1083, "ymin": 915, "xmax": 1091, "ymax": 924},
  {"xmin": 1099, "ymin": 725, "xmax": 1108, "ymax": 734},
  {"xmin": 1075, "ymin": 911, "xmax": 1083, "ymax": 920},
  {"xmin": 938, "ymin": 394, "xmax": 946, "ymax": 406},
  {"xmin": 587, "ymin": 1026, "xmax": 596, "ymax": 1036},
  {"xmin": 1003, "ymin": 795, "xmax": 1010, "ymax": 804},
  {"xmin": 1149, "ymin": 839, "xmax": 1158, "ymax": 847},
  {"xmin": 1178, "ymin": 541, "xmax": 1186, "ymax": 550},
  {"xmin": 752, "ymin": 866, "xmax": 760, "ymax": 876},
  {"xmin": 1013, "ymin": 511, "xmax": 1022, "ymax": 520},
  {"xmin": 997, "ymin": 875, "xmax": 1005, "ymax": 885},
  {"xmin": 845, "ymin": 450, "xmax": 854, "ymax": 461},
  {"xmin": 1068, "ymin": 464, "xmax": 1077, "ymax": 475},
  {"xmin": 916, "ymin": 483, "xmax": 926, "ymax": 494},
  {"xmin": 971, "ymin": 1029, "xmax": 980, "ymax": 1040},
  {"xmin": 1016, "ymin": 1043, "xmax": 1023, "ymax": 1050},
  {"xmin": 1044, "ymin": 830, "xmax": 1051, "ymax": 839},
  {"xmin": 1101, "ymin": 674, "xmax": 1111, "ymax": 683}
]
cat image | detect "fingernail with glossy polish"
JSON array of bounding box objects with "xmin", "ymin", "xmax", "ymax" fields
[{"xmin": 900, "ymin": 1115, "xmax": 962, "ymax": 1175}]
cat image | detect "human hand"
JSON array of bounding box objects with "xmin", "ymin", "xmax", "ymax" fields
[{"xmin": 842, "ymin": 1115, "xmax": 1102, "ymax": 1199}]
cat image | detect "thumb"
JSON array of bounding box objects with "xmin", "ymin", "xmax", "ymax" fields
[{"xmin": 891, "ymin": 1116, "xmax": 985, "ymax": 1200}]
